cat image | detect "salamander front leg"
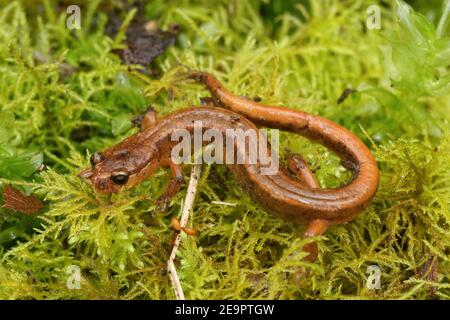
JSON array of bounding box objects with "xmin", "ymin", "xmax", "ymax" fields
[
  {"xmin": 155, "ymin": 159, "xmax": 184, "ymax": 212},
  {"xmin": 132, "ymin": 106, "xmax": 158, "ymax": 131}
]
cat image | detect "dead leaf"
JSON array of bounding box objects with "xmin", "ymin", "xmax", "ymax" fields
[
  {"xmin": 2, "ymin": 185, "xmax": 43, "ymax": 215},
  {"xmin": 106, "ymin": 7, "xmax": 178, "ymax": 69}
]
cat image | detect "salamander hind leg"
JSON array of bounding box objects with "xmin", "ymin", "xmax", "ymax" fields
[
  {"xmin": 286, "ymin": 153, "xmax": 320, "ymax": 189},
  {"xmin": 303, "ymin": 219, "xmax": 330, "ymax": 262},
  {"xmin": 285, "ymin": 154, "xmax": 328, "ymax": 261}
]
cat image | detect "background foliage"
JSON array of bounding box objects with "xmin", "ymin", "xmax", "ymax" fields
[{"xmin": 0, "ymin": 0, "xmax": 449, "ymax": 299}]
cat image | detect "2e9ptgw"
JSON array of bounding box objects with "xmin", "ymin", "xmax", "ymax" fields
[{"xmin": 218, "ymin": 304, "xmax": 274, "ymax": 315}]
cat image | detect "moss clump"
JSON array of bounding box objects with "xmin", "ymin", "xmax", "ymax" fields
[{"xmin": 0, "ymin": 0, "xmax": 449, "ymax": 299}]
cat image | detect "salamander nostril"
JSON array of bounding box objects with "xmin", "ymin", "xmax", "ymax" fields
[{"xmin": 98, "ymin": 179, "xmax": 106, "ymax": 190}]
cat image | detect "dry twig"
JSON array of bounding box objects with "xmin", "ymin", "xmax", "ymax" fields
[{"xmin": 167, "ymin": 164, "xmax": 202, "ymax": 300}]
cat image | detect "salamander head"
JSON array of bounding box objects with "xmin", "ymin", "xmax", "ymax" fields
[{"xmin": 79, "ymin": 142, "xmax": 156, "ymax": 194}]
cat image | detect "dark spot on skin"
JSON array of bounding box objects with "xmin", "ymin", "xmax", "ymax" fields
[
  {"xmin": 231, "ymin": 115, "xmax": 240, "ymax": 122},
  {"xmin": 117, "ymin": 150, "xmax": 129, "ymax": 158}
]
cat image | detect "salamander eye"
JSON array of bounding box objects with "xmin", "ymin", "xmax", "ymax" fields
[
  {"xmin": 110, "ymin": 171, "xmax": 129, "ymax": 185},
  {"xmin": 90, "ymin": 152, "xmax": 104, "ymax": 166}
]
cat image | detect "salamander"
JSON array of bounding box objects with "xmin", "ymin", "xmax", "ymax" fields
[{"xmin": 79, "ymin": 72, "xmax": 380, "ymax": 260}]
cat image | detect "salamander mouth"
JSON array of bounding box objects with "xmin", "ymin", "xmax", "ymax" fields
[
  {"xmin": 78, "ymin": 168, "xmax": 94, "ymax": 180},
  {"xmin": 78, "ymin": 169, "xmax": 109, "ymax": 193}
]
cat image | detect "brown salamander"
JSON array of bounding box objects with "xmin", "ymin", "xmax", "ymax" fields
[{"xmin": 79, "ymin": 72, "xmax": 380, "ymax": 260}]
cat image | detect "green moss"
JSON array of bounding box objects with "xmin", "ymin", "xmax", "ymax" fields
[{"xmin": 0, "ymin": 0, "xmax": 449, "ymax": 299}]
